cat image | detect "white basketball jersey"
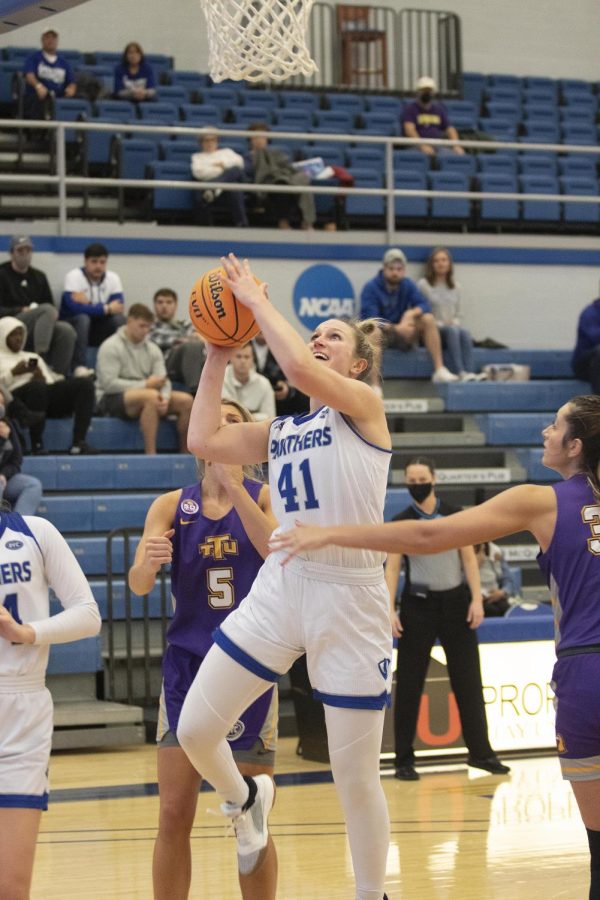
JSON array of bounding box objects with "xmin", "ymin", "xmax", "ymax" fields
[
  {"xmin": 268, "ymin": 407, "xmax": 391, "ymax": 568},
  {"xmin": 0, "ymin": 513, "xmax": 99, "ymax": 683}
]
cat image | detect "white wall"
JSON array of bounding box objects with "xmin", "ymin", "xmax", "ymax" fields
[
  {"xmin": 29, "ymin": 248, "xmax": 594, "ymax": 350},
  {"xmin": 1, "ymin": 0, "xmax": 598, "ymax": 80}
]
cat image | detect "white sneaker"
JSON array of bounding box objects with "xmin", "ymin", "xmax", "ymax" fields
[
  {"xmin": 74, "ymin": 365, "xmax": 95, "ymax": 378},
  {"xmin": 221, "ymin": 774, "xmax": 274, "ymax": 875},
  {"xmin": 473, "ymin": 371, "xmax": 489, "ymax": 381},
  {"xmin": 460, "ymin": 371, "xmax": 478, "ymax": 382},
  {"xmin": 432, "ymin": 366, "xmax": 459, "ymax": 383}
]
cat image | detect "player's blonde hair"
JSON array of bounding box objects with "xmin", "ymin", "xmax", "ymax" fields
[
  {"xmin": 564, "ymin": 395, "xmax": 600, "ymax": 498},
  {"xmin": 344, "ymin": 317, "xmax": 384, "ymax": 383},
  {"xmin": 195, "ymin": 399, "xmax": 264, "ymax": 483}
]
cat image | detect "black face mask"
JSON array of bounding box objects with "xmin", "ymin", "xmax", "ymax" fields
[
  {"xmin": 419, "ymin": 91, "xmax": 433, "ymax": 104},
  {"xmin": 408, "ymin": 482, "xmax": 433, "ymax": 503}
]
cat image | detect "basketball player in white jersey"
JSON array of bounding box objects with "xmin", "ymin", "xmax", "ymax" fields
[
  {"xmin": 0, "ymin": 508, "xmax": 101, "ymax": 899},
  {"xmin": 178, "ymin": 254, "xmax": 392, "ymax": 900}
]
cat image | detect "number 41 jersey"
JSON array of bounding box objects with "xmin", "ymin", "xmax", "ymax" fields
[{"xmin": 268, "ymin": 406, "xmax": 391, "ymax": 569}]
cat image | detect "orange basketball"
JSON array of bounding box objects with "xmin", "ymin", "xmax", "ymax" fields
[{"xmin": 188, "ymin": 266, "xmax": 260, "ymax": 347}]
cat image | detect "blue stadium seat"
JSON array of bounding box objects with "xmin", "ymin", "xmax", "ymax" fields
[
  {"xmin": 561, "ymin": 123, "xmax": 597, "ymax": 146},
  {"xmin": 312, "ymin": 110, "xmax": 354, "ymax": 133},
  {"xmin": 359, "ymin": 111, "xmax": 399, "ymax": 136},
  {"xmin": 346, "ymin": 146, "xmax": 385, "ymax": 169},
  {"xmin": 169, "ymin": 70, "xmax": 209, "ymax": 93},
  {"xmin": 485, "ymin": 85, "xmax": 522, "ymax": 105},
  {"xmin": 345, "ymin": 168, "xmax": 384, "ymax": 219},
  {"xmin": 443, "ymin": 99, "xmax": 478, "ymax": 129},
  {"xmin": 460, "ymin": 72, "xmax": 485, "ymax": 108},
  {"xmin": 155, "ymin": 85, "xmax": 189, "ymax": 106},
  {"xmin": 429, "ymin": 171, "xmax": 471, "ymax": 220},
  {"xmin": 150, "ymin": 161, "xmax": 194, "ymax": 215},
  {"xmin": 477, "ymin": 153, "xmax": 517, "ymax": 175},
  {"xmin": 117, "ymin": 138, "xmax": 158, "ymax": 180},
  {"xmin": 53, "ymin": 97, "xmax": 91, "ymax": 145},
  {"xmin": 323, "ymin": 92, "xmax": 364, "ymax": 114},
  {"xmin": 275, "ymin": 108, "xmax": 313, "ymax": 131},
  {"xmin": 231, "ymin": 105, "xmax": 275, "ymax": 127},
  {"xmin": 477, "ymin": 173, "xmax": 519, "ymax": 222},
  {"xmin": 48, "ymin": 637, "xmax": 102, "ymax": 676},
  {"xmin": 138, "ymin": 101, "xmax": 179, "ymax": 120},
  {"xmin": 562, "ymin": 92, "xmax": 596, "ymax": 113},
  {"xmin": 201, "ymin": 86, "xmax": 240, "ymax": 111},
  {"xmin": 366, "ymin": 95, "xmax": 403, "ymax": 116},
  {"xmin": 439, "ymin": 379, "xmax": 587, "ymax": 412},
  {"xmin": 74, "ymin": 64, "xmax": 112, "ymax": 95},
  {"xmin": 95, "ymin": 99, "xmax": 136, "ymax": 120},
  {"xmin": 522, "ymin": 105, "xmax": 558, "ymax": 124},
  {"xmin": 520, "ymin": 122, "xmax": 560, "ymax": 144},
  {"xmin": 278, "ymin": 90, "xmax": 319, "ymax": 111},
  {"xmin": 479, "ymin": 118, "xmax": 517, "ymax": 141},
  {"xmin": 558, "ymin": 155, "xmax": 597, "ymax": 178},
  {"xmin": 561, "ymin": 176, "xmax": 600, "ymax": 225},
  {"xmin": 61, "ymin": 50, "xmax": 85, "ymax": 70},
  {"xmin": 0, "ymin": 60, "xmax": 21, "ymax": 105},
  {"xmin": 299, "ymin": 142, "xmax": 345, "ymax": 166},
  {"xmin": 488, "ymin": 73, "xmax": 523, "ymax": 89},
  {"xmin": 92, "ymin": 50, "xmax": 123, "ymax": 68},
  {"xmin": 559, "ymin": 106, "xmax": 595, "ymax": 125},
  {"xmin": 559, "ymin": 79, "xmax": 592, "ymax": 94},
  {"xmin": 237, "ymin": 89, "xmax": 278, "ymax": 112},
  {"xmin": 179, "ymin": 103, "xmax": 222, "ymax": 125},
  {"xmin": 393, "ymin": 150, "xmax": 430, "ymax": 175},
  {"xmin": 145, "ymin": 53, "xmax": 173, "ymax": 80},
  {"xmin": 160, "ymin": 140, "xmax": 197, "ymax": 162},
  {"xmin": 437, "ymin": 154, "xmax": 477, "ymax": 177},
  {"xmin": 3, "ymin": 46, "xmax": 37, "ymax": 63},
  {"xmin": 518, "ymin": 153, "xmax": 557, "ymax": 176},
  {"xmin": 394, "ymin": 171, "xmax": 428, "ymax": 220},
  {"xmin": 485, "ymin": 101, "xmax": 520, "ymax": 123},
  {"xmin": 85, "ymin": 115, "xmax": 133, "ymax": 168},
  {"xmin": 519, "ymin": 174, "xmax": 561, "ymax": 222},
  {"xmin": 522, "ymin": 87, "xmax": 558, "ymax": 106}
]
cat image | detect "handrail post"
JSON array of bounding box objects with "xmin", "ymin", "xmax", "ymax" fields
[
  {"xmin": 385, "ymin": 139, "xmax": 395, "ymax": 242},
  {"xmin": 56, "ymin": 123, "xmax": 67, "ymax": 235}
]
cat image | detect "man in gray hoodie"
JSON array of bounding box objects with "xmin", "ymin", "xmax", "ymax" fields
[{"xmin": 95, "ymin": 303, "xmax": 192, "ymax": 454}]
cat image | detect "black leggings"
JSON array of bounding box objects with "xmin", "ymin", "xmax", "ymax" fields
[{"xmin": 12, "ymin": 377, "xmax": 95, "ymax": 446}]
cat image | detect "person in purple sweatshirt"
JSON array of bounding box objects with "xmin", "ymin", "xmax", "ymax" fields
[{"xmin": 572, "ymin": 292, "xmax": 600, "ymax": 393}]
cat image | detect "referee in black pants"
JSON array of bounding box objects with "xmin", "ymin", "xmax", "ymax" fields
[{"xmin": 386, "ymin": 456, "xmax": 510, "ymax": 780}]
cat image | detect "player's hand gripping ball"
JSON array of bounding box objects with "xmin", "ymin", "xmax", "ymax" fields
[{"xmin": 189, "ymin": 266, "xmax": 261, "ymax": 347}]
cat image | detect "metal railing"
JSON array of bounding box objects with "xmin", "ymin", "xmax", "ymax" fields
[{"xmin": 1, "ymin": 117, "xmax": 599, "ymax": 243}]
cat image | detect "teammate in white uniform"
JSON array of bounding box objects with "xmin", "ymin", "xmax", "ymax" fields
[
  {"xmin": 178, "ymin": 254, "xmax": 392, "ymax": 900},
  {"xmin": 0, "ymin": 510, "xmax": 101, "ymax": 900}
]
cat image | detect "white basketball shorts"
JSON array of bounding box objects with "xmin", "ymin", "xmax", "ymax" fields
[
  {"xmin": 0, "ymin": 688, "xmax": 53, "ymax": 809},
  {"xmin": 215, "ymin": 552, "xmax": 393, "ymax": 709}
]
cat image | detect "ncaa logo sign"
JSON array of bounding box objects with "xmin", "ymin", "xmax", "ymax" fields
[{"xmin": 293, "ymin": 264, "xmax": 356, "ymax": 332}]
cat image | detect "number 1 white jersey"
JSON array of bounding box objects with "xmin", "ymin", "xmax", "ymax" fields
[
  {"xmin": 0, "ymin": 512, "xmax": 100, "ymax": 683},
  {"xmin": 268, "ymin": 406, "xmax": 391, "ymax": 569}
]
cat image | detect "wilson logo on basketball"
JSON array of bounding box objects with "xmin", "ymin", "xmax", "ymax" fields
[{"xmin": 208, "ymin": 271, "xmax": 226, "ymax": 319}]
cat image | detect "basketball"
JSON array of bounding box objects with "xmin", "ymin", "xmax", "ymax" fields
[{"xmin": 188, "ymin": 266, "xmax": 261, "ymax": 347}]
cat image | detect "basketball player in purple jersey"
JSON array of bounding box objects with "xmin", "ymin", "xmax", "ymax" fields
[
  {"xmin": 273, "ymin": 394, "xmax": 600, "ymax": 900},
  {"xmin": 179, "ymin": 254, "xmax": 392, "ymax": 900},
  {"xmin": 129, "ymin": 400, "xmax": 278, "ymax": 900}
]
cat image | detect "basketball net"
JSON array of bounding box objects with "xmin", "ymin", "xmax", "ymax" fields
[{"xmin": 199, "ymin": 0, "xmax": 318, "ymax": 83}]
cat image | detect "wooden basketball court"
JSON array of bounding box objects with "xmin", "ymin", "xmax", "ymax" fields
[{"xmin": 32, "ymin": 738, "xmax": 588, "ymax": 899}]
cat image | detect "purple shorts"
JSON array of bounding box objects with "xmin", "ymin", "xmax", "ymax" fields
[
  {"xmin": 553, "ymin": 652, "xmax": 600, "ymax": 781},
  {"xmin": 157, "ymin": 643, "xmax": 277, "ymax": 759}
]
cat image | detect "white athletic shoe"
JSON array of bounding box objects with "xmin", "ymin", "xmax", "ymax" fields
[
  {"xmin": 432, "ymin": 366, "xmax": 459, "ymax": 383},
  {"xmin": 221, "ymin": 774, "xmax": 275, "ymax": 875},
  {"xmin": 460, "ymin": 371, "xmax": 478, "ymax": 382}
]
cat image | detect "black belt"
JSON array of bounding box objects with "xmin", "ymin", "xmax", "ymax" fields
[{"xmin": 557, "ymin": 644, "xmax": 600, "ymax": 658}]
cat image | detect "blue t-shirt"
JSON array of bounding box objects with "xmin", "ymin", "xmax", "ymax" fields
[
  {"xmin": 401, "ymin": 100, "xmax": 449, "ymax": 139},
  {"xmin": 572, "ymin": 299, "xmax": 600, "ymax": 370},
  {"xmin": 113, "ymin": 61, "xmax": 156, "ymax": 98},
  {"xmin": 24, "ymin": 50, "xmax": 73, "ymax": 97},
  {"xmin": 360, "ymin": 270, "xmax": 431, "ymax": 323}
]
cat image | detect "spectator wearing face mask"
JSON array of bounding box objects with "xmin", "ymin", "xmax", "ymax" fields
[{"xmin": 401, "ymin": 76, "xmax": 465, "ymax": 157}]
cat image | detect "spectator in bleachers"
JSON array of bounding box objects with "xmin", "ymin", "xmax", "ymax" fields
[
  {"xmin": 417, "ymin": 247, "xmax": 486, "ymax": 381},
  {"xmin": 245, "ymin": 122, "xmax": 316, "ymax": 230},
  {"xmin": 150, "ymin": 287, "xmax": 206, "ymax": 392},
  {"xmin": 474, "ymin": 542, "xmax": 517, "ymax": 617},
  {"xmin": 0, "ymin": 398, "xmax": 42, "ymax": 514},
  {"xmin": 22, "ymin": 27, "xmax": 76, "ymax": 119},
  {"xmin": 60, "ymin": 242, "xmax": 125, "ymax": 377},
  {"xmin": 360, "ymin": 247, "xmax": 459, "ymax": 383},
  {"xmin": 95, "ymin": 303, "xmax": 193, "ymax": 455},
  {"xmin": 401, "ymin": 76, "xmax": 465, "ymax": 157},
  {"xmin": 572, "ymin": 290, "xmax": 600, "ymax": 393},
  {"xmin": 0, "ymin": 317, "xmax": 97, "ymax": 455},
  {"xmin": 251, "ymin": 331, "xmax": 309, "ymax": 416},
  {"xmin": 113, "ymin": 41, "xmax": 156, "ymax": 102},
  {"xmin": 222, "ymin": 342, "xmax": 276, "ymax": 421},
  {"xmin": 0, "ymin": 235, "xmax": 76, "ymax": 377},
  {"xmin": 190, "ymin": 128, "xmax": 249, "ymax": 227}
]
